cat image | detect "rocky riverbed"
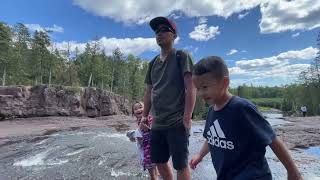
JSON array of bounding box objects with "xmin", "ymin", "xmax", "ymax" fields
[
  {"xmin": 0, "ymin": 115, "xmax": 319, "ymax": 179},
  {"xmin": 274, "ymin": 116, "xmax": 320, "ymax": 149}
]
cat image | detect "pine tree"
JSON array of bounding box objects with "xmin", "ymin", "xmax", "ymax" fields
[
  {"xmin": 30, "ymin": 30, "xmax": 51, "ymax": 84},
  {"xmin": 13, "ymin": 23, "xmax": 31, "ymax": 84},
  {"xmin": 0, "ymin": 22, "xmax": 13, "ymax": 86}
]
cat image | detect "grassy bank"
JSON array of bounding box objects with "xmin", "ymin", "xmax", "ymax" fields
[{"xmin": 250, "ymin": 98, "xmax": 283, "ymax": 110}]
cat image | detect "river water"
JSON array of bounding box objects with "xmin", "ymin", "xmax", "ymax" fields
[{"xmin": 0, "ymin": 114, "xmax": 319, "ymax": 180}]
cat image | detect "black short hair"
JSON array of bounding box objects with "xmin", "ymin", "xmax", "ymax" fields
[{"xmin": 193, "ymin": 56, "xmax": 229, "ymax": 80}]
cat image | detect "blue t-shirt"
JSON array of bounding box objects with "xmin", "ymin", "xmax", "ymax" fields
[{"xmin": 203, "ymin": 96, "xmax": 276, "ymax": 180}]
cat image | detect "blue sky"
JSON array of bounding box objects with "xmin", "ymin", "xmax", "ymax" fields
[{"xmin": 1, "ymin": 0, "xmax": 320, "ymax": 87}]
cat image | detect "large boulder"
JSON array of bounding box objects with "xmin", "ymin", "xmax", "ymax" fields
[{"xmin": 0, "ymin": 85, "xmax": 130, "ymax": 119}]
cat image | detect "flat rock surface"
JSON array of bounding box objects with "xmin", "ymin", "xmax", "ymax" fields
[
  {"xmin": 274, "ymin": 116, "xmax": 320, "ymax": 149},
  {"xmin": 0, "ymin": 116, "xmax": 319, "ymax": 179}
]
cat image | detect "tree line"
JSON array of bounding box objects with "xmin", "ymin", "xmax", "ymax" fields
[
  {"xmin": 1, "ymin": 22, "xmax": 319, "ymax": 118},
  {"xmin": 0, "ymin": 22, "xmax": 148, "ymax": 101}
]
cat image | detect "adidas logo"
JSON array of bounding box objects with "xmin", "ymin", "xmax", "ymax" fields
[{"xmin": 207, "ymin": 119, "xmax": 234, "ymax": 150}]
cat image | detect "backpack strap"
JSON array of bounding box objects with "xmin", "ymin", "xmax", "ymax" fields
[
  {"xmin": 149, "ymin": 54, "xmax": 159, "ymax": 75},
  {"xmin": 176, "ymin": 50, "xmax": 184, "ymax": 79}
]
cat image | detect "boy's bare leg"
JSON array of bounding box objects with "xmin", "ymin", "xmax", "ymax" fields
[
  {"xmin": 156, "ymin": 162, "xmax": 173, "ymax": 180},
  {"xmin": 177, "ymin": 166, "xmax": 191, "ymax": 180}
]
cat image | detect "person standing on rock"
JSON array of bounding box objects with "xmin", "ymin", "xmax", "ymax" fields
[
  {"xmin": 300, "ymin": 105, "xmax": 307, "ymax": 117},
  {"xmin": 127, "ymin": 101, "xmax": 158, "ymax": 180},
  {"xmin": 141, "ymin": 17, "xmax": 196, "ymax": 180},
  {"xmin": 189, "ymin": 56, "xmax": 303, "ymax": 180}
]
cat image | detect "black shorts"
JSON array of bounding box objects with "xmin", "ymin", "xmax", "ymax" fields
[{"xmin": 150, "ymin": 122, "xmax": 189, "ymax": 170}]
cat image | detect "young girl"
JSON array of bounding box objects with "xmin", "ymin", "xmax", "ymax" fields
[{"xmin": 127, "ymin": 101, "xmax": 157, "ymax": 180}]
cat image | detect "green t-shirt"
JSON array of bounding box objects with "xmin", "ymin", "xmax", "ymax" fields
[{"xmin": 145, "ymin": 49, "xmax": 193, "ymax": 129}]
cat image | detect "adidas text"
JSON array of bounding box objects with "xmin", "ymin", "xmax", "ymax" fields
[{"xmin": 208, "ymin": 135, "xmax": 234, "ymax": 150}]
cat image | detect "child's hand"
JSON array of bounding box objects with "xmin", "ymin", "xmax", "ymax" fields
[
  {"xmin": 139, "ymin": 121, "xmax": 150, "ymax": 132},
  {"xmin": 288, "ymin": 172, "xmax": 303, "ymax": 180},
  {"xmin": 189, "ymin": 153, "xmax": 203, "ymax": 170},
  {"xmin": 183, "ymin": 118, "xmax": 192, "ymax": 129}
]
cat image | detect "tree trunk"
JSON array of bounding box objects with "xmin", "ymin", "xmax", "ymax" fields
[
  {"xmin": 2, "ymin": 66, "xmax": 6, "ymax": 86},
  {"xmin": 40, "ymin": 55, "xmax": 43, "ymax": 84},
  {"xmin": 88, "ymin": 73, "xmax": 92, "ymax": 87},
  {"xmin": 49, "ymin": 68, "xmax": 52, "ymax": 87},
  {"xmin": 111, "ymin": 67, "xmax": 115, "ymax": 92},
  {"xmin": 123, "ymin": 78, "xmax": 126, "ymax": 96},
  {"xmin": 92, "ymin": 75, "xmax": 94, "ymax": 87}
]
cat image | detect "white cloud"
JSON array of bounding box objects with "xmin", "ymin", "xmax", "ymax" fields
[
  {"xmin": 54, "ymin": 37, "xmax": 158, "ymax": 56},
  {"xmin": 189, "ymin": 23, "xmax": 220, "ymax": 41},
  {"xmin": 183, "ymin": 45, "xmax": 199, "ymax": 55},
  {"xmin": 292, "ymin": 32, "xmax": 300, "ymax": 38},
  {"xmin": 236, "ymin": 57, "xmax": 288, "ymax": 70},
  {"xmin": 73, "ymin": 0, "xmax": 262, "ymax": 24},
  {"xmin": 230, "ymin": 63, "xmax": 311, "ymax": 87},
  {"xmin": 229, "ymin": 67, "xmax": 246, "ymax": 75},
  {"xmin": 46, "ymin": 25, "xmax": 64, "ymax": 33},
  {"xmin": 259, "ymin": 0, "xmax": 320, "ymax": 33},
  {"xmin": 53, "ymin": 36, "xmax": 180, "ymax": 56},
  {"xmin": 228, "ymin": 47, "xmax": 317, "ymax": 86},
  {"xmin": 227, "ymin": 49, "xmax": 239, "ymax": 56},
  {"xmin": 25, "ymin": 24, "xmax": 64, "ymax": 33},
  {"xmin": 168, "ymin": 13, "xmax": 182, "ymax": 20},
  {"xmin": 25, "ymin": 24, "xmax": 45, "ymax": 32},
  {"xmin": 238, "ymin": 12, "xmax": 250, "ymax": 19},
  {"xmin": 99, "ymin": 37, "xmax": 157, "ymax": 55},
  {"xmin": 73, "ymin": 0, "xmax": 176, "ymax": 25},
  {"xmin": 198, "ymin": 17, "xmax": 208, "ymax": 24},
  {"xmin": 262, "ymin": 64, "xmax": 310, "ymax": 78},
  {"xmin": 236, "ymin": 47, "xmax": 317, "ymax": 70},
  {"xmin": 277, "ymin": 47, "xmax": 318, "ymax": 60},
  {"xmin": 74, "ymin": 0, "xmax": 320, "ymax": 34}
]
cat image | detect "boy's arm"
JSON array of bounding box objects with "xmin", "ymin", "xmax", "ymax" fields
[
  {"xmin": 198, "ymin": 140, "xmax": 210, "ymax": 158},
  {"xmin": 190, "ymin": 140, "xmax": 209, "ymax": 169},
  {"xmin": 183, "ymin": 73, "xmax": 196, "ymax": 129},
  {"xmin": 270, "ymin": 137, "xmax": 303, "ymax": 180}
]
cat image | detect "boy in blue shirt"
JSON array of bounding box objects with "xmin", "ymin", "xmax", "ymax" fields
[{"xmin": 189, "ymin": 56, "xmax": 303, "ymax": 180}]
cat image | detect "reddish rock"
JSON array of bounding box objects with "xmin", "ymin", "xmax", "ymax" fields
[
  {"xmin": 0, "ymin": 85, "xmax": 130, "ymax": 119},
  {"xmin": 274, "ymin": 116, "xmax": 320, "ymax": 149}
]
